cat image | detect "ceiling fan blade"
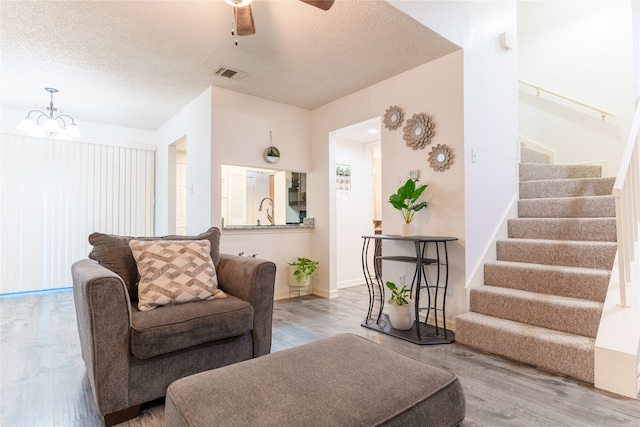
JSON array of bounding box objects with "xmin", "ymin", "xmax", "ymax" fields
[
  {"xmin": 299, "ymin": 0, "xmax": 335, "ymax": 11},
  {"xmin": 235, "ymin": 4, "xmax": 256, "ymax": 36}
]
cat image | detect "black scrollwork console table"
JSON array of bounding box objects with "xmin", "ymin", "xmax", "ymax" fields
[{"xmin": 361, "ymin": 235, "xmax": 458, "ymax": 345}]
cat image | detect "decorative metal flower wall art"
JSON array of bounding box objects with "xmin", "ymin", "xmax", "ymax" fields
[
  {"xmin": 383, "ymin": 105, "xmax": 404, "ymax": 130},
  {"xmin": 403, "ymin": 112, "xmax": 435, "ymax": 150},
  {"xmin": 428, "ymin": 144, "xmax": 454, "ymax": 172}
]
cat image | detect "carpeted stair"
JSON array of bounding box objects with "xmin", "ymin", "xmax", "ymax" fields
[{"xmin": 456, "ymin": 145, "xmax": 616, "ymax": 384}]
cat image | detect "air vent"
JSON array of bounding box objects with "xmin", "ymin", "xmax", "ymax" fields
[{"xmin": 212, "ymin": 66, "xmax": 247, "ymax": 80}]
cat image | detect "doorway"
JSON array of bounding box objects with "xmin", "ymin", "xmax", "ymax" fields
[
  {"xmin": 334, "ymin": 117, "xmax": 382, "ymax": 289},
  {"xmin": 168, "ymin": 137, "xmax": 187, "ymax": 235},
  {"xmin": 176, "ymin": 141, "xmax": 187, "ymax": 234}
]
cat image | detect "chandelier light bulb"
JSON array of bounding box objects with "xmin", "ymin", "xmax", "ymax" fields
[
  {"xmin": 224, "ymin": 0, "xmax": 254, "ymax": 7},
  {"xmin": 56, "ymin": 129, "xmax": 72, "ymax": 140},
  {"xmin": 29, "ymin": 125, "xmax": 46, "ymax": 138},
  {"xmin": 66, "ymin": 124, "xmax": 82, "ymax": 138},
  {"xmin": 43, "ymin": 117, "xmax": 61, "ymax": 134},
  {"xmin": 17, "ymin": 117, "xmax": 35, "ymax": 132}
]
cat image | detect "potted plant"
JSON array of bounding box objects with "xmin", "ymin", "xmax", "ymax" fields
[
  {"xmin": 264, "ymin": 146, "xmax": 280, "ymax": 163},
  {"xmin": 385, "ymin": 281, "xmax": 414, "ymax": 330},
  {"xmin": 288, "ymin": 257, "xmax": 319, "ymax": 287},
  {"xmin": 388, "ymin": 178, "xmax": 428, "ymax": 236}
]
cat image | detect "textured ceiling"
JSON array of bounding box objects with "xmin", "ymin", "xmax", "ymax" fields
[{"xmin": 0, "ymin": 1, "xmax": 459, "ymax": 131}]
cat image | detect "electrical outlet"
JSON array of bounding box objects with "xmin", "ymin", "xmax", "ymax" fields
[{"xmin": 398, "ymin": 274, "xmax": 405, "ymax": 286}]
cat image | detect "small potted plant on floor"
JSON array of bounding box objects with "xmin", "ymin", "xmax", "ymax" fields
[
  {"xmin": 386, "ymin": 281, "xmax": 414, "ymax": 330},
  {"xmin": 288, "ymin": 257, "xmax": 319, "ymax": 287},
  {"xmin": 388, "ymin": 178, "xmax": 428, "ymax": 236}
]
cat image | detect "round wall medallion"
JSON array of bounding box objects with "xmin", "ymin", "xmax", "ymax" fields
[
  {"xmin": 428, "ymin": 144, "xmax": 453, "ymax": 171},
  {"xmin": 403, "ymin": 112, "xmax": 435, "ymax": 150},
  {"xmin": 264, "ymin": 146, "xmax": 280, "ymax": 163},
  {"xmin": 383, "ymin": 105, "xmax": 404, "ymax": 130}
]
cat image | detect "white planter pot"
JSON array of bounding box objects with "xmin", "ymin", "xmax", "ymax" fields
[
  {"xmin": 387, "ymin": 300, "xmax": 415, "ymax": 330},
  {"xmin": 401, "ymin": 222, "xmax": 416, "ymax": 236},
  {"xmin": 288, "ymin": 265, "xmax": 311, "ymax": 287}
]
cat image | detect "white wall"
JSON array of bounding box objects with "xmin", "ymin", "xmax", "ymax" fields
[
  {"xmin": 634, "ymin": 0, "xmax": 640, "ymax": 101},
  {"xmin": 336, "ymin": 137, "xmax": 370, "ymax": 289},
  {"xmin": 156, "ymin": 86, "xmax": 315, "ymax": 299},
  {"xmin": 210, "ymin": 88, "xmax": 314, "ymax": 300},
  {"xmin": 390, "ymin": 1, "xmax": 519, "ymax": 293},
  {"xmin": 310, "ymin": 51, "xmax": 467, "ymax": 323},
  {"xmin": 518, "ymin": 1, "xmax": 636, "ymax": 174},
  {"xmin": 155, "ymin": 88, "xmax": 213, "ymax": 235}
]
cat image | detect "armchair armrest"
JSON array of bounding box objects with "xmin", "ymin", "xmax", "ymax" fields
[
  {"xmin": 217, "ymin": 254, "xmax": 276, "ymax": 357},
  {"xmin": 71, "ymin": 259, "xmax": 132, "ymax": 415}
]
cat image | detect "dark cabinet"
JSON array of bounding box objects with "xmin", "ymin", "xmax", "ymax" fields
[{"xmin": 288, "ymin": 172, "xmax": 306, "ymax": 209}]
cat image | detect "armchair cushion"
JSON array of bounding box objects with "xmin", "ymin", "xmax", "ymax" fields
[
  {"xmin": 88, "ymin": 227, "xmax": 221, "ymax": 300},
  {"xmin": 130, "ymin": 294, "xmax": 253, "ymax": 359},
  {"xmin": 129, "ymin": 239, "xmax": 225, "ymax": 311}
]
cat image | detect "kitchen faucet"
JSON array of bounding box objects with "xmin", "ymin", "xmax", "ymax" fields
[{"xmin": 258, "ymin": 196, "xmax": 275, "ymax": 226}]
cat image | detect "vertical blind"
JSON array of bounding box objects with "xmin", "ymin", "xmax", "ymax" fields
[{"xmin": 0, "ymin": 133, "xmax": 155, "ymax": 294}]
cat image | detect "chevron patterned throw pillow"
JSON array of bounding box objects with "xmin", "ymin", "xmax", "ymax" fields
[{"xmin": 129, "ymin": 239, "xmax": 226, "ymax": 311}]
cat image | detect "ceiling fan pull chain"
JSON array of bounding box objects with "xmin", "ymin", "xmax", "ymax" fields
[{"xmin": 232, "ymin": 8, "xmax": 239, "ymax": 46}]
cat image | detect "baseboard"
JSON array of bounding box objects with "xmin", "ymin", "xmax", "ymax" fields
[
  {"xmin": 465, "ymin": 194, "xmax": 518, "ymax": 301},
  {"xmin": 338, "ymin": 279, "xmax": 364, "ymax": 289}
]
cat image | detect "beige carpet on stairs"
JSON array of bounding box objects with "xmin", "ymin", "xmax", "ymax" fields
[{"xmin": 455, "ymin": 145, "xmax": 616, "ymax": 384}]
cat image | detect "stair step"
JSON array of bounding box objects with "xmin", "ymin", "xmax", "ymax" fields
[
  {"xmin": 484, "ymin": 261, "xmax": 610, "ymax": 302},
  {"xmin": 519, "ymin": 177, "xmax": 615, "ymax": 199},
  {"xmin": 455, "ymin": 312, "xmax": 594, "ymax": 383},
  {"xmin": 518, "ymin": 196, "xmax": 616, "ymax": 218},
  {"xmin": 470, "ymin": 286, "xmax": 602, "ymax": 338},
  {"xmin": 508, "ymin": 218, "xmax": 617, "ymax": 242},
  {"xmin": 496, "ymin": 238, "xmax": 617, "ymax": 270},
  {"xmin": 519, "ymin": 163, "xmax": 602, "ymax": 181},
  {"xmin": 521, "ymin": 146, "xmax": 551, "ymax": 164}
]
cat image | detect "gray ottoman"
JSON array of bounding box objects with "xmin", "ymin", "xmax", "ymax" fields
[{"xmin": 165, "ymin": 333, "xmax": 465, "ymax": 427}]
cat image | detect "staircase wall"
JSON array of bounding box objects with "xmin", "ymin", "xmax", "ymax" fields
[{"xmin": 518, "ymin": 1, "xmax": 636, "ymax": 174}]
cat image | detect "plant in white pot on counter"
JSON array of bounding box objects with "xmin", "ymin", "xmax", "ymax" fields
[
  {"xmin": 385, "ymin": 281, "xmax": 415, "ymax": 330},
  {"xmin": 288, "ymin": 257, "xmax": 319, "ymax": 287},
  {"xmin": 388, "ymin": 178, "xmax": 428, "ymax": 236}
]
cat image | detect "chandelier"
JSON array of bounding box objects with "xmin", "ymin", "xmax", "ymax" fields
[
  {"xmin": 17, "ymin": 87, "xmax": 82, "ymax": 139},
  {"xmin": 224, "ymin": 0, "xmax": 253, "ymax": 6}
]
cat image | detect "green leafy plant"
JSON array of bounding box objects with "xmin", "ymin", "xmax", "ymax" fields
[
  {"xmin": 386, "ymin": 281, "xmax": 410, "ymax": 306},
  {"xmin": 288, "ymin": 257, "xmax": 319, "ymax": 281},
  {"xmin": 266, "ymin": 147, "xmax": 280, "ymax": 157},
  {"xmin": 388, "ymin": 178, "xmax": 428, "ymax": 224}
]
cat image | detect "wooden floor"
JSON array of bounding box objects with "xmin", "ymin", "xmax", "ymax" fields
[{"xmin": 1, "ymin": 285, "xmax": 638, "ymax": 426}]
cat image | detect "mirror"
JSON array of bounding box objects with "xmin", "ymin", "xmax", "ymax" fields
[
  {"xmin": 221, "ymin": 164, "xmax": 307, "ymax": 226},
  {"xmin": 383, "ymin": 105, "xmax": 404, "ymax": 130},
  {"xmin": 428, "ymin": 144, "xmax": 454, "ymax": 172}
]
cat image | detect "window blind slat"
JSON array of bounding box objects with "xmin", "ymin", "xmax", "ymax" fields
[{"xmin": 0, "ymin": 134, "xmax": 155, "ymax": 294}]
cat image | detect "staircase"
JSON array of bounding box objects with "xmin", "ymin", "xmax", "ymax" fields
[{"xmin": 455, "ymin": 146, "xmax": 617, "ymax": 384}]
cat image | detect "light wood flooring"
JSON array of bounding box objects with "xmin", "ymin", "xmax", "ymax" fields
[{"xmin": 1, "ymin": 285, "xmax": 638, "ymax": 426}]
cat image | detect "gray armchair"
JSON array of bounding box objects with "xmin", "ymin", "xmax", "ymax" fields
[{"xmin": 71, "ymin": 228, "xmax": 276, "ymax": 426}]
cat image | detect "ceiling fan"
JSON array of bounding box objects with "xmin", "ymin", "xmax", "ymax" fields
[{"xmin": 225, "ymin": 0, "xmax": 335, "ymax": 37}]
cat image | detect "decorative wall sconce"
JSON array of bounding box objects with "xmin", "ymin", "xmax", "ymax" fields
[
  {"xmin": 428, "ymin": 144, "xmax": 454, "ymax": 171},
  {"xmin": 264, "ymin": 131, "xmax": 280, "ymax": 163},
  {"xmin": 403, "ymin": 112, "xmax": 435, "ymax": 150},
  {"xmin": 383, "ymin": 105, "xmax": 404, "ymax": 130},
  {"xmin": 336, "ymin": 164, "xmax": 351, "ymax": 191}
]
